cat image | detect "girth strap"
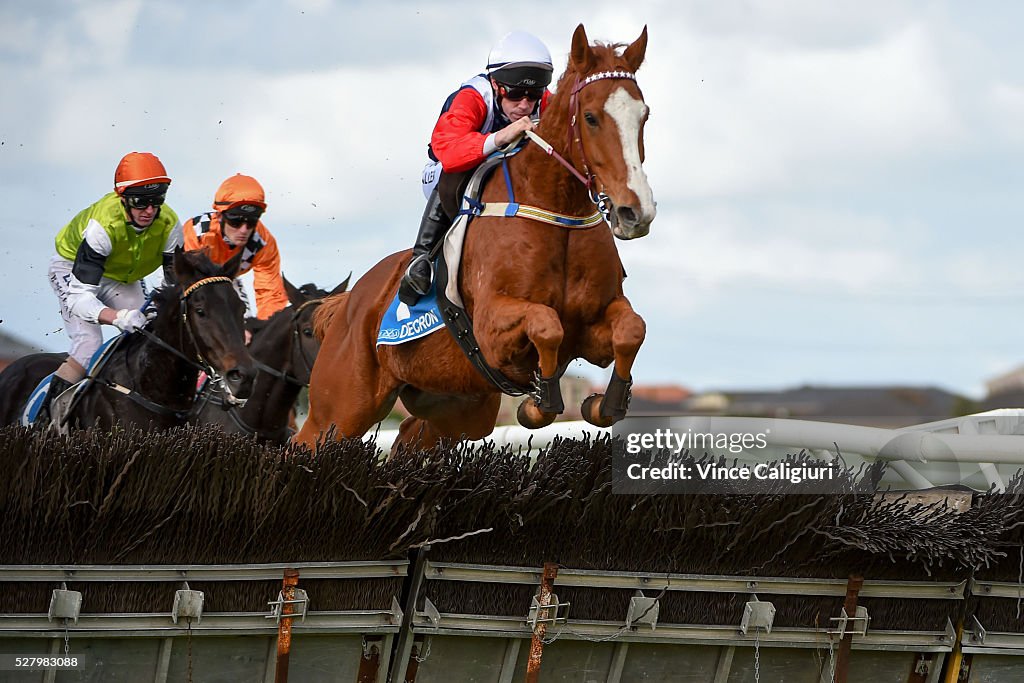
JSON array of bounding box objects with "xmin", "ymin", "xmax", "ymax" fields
[
  {"xmin": 439, "ymin": 302, "xmax": 533, "ymax": 398},
  {"xmin": 436, "ymin": 258, "xmax": 565, "ymax": 402}
]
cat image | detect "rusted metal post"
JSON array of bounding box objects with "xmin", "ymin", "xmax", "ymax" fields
[
  {"xmin": 525, "ymin": 562, "xmax": 558, "ymax": 683},
  {"xmin": 834, "ymin": 574, "xmax": 863, "ymax": 683},
  {"xmin": 357, "ymin": 636, "xmax": 383, "ymax": 683},
  {"xmin": 275, "ymin": 568, "xmax": 300, "ymax": 683}
]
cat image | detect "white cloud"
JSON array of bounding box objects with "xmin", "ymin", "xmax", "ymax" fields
[
  {"xmin": 644, "ymin": 22, "xmax": 963, "ymax": 199},
  {"xmin": 286, "ymin": 0, "xmax": 333, "ymax": 13},
  {"xmin": 988, "ymin": 83, "xmax": 1024, "ymax": 144},
  {"xmin": 76, "ymin": 0, "xmax": 141, "ymax": 68},
  {"xmin": 624, "ymin": 205, "xmax": 907, "ymax": 296}
]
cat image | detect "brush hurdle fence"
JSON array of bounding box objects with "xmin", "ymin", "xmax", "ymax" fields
[{"xmin": 2, "ymin": 411, "xmax": 1024, "ymax": 682}]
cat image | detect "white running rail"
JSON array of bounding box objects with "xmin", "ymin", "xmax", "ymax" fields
[{"xmin": 370, "ymin": 410, "xmax": 1024, "ymax": 492}]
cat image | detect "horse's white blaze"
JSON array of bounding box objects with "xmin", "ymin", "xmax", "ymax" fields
[{"xmin": 604, "ymin": 88, "xmax": 656, "ymax": 224}]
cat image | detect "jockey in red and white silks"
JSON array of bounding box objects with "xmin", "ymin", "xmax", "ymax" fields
[{"xmin": 400, "ymin": 31, "xmax": 555, "ymax": 306}]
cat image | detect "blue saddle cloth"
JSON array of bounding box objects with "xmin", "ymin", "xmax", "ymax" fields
[
  {"xmin": 376, "ymin": 274, "xmax": 445, "ymax": 346},
  {"xmin": 22, "ymin": 334, "xmax": 126, "ymax": 425}
]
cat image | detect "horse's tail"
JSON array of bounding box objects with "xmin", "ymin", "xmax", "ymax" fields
[{"xmin": 312, "ymin": 292, "xmax": 350, "ymax": 341}]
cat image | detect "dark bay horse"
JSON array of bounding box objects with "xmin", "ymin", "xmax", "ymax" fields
[
  {"xmin": 188, "ymin": 275, "xmax": 349, "ymax": 443},
  {"xmin": 296, "ymin": 24, "xmax": 655, "ymax": 450},
  {"xmin": 0, "ymin": 353, "xmax": 67, "ymax": 425},
  {"xmin": 0, "ymin": 248, "xmax": 256, "ymax": 430}
]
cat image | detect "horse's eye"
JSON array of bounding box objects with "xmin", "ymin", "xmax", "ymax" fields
[
  {"xmin": 303, "ymin": 328, "xmax": 314, "ymax": 337},
  {"xmin": 584, "ymin": 112, "xmax": 599, "ymax": 127},
  {"xmin": 194, "ymin": 307, "xmax": 206, "ymax": 317}
]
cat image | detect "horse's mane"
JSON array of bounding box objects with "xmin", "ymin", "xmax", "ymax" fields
[
  {"xmin": 312, "ymin": 292, "xmax": 349, "ymax": 342},
  {"xmin": 149, "ymin": 249, "xmax": 233, "ymax": 315}
]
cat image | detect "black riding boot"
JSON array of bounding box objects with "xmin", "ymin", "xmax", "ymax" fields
[
  {"xmin": 398, "ymin": 189, "xmax": 449, "ymax": 306},
  {"xmin": 36, "ymin": 375, "xmax": 72, "ymax": 426}
]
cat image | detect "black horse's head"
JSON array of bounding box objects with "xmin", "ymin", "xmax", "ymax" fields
[
  {"xmin": 270, "ymin": 274, "xmax": 350, "ymax": 384},
  {"xmin": 167, "ymin": 247, "xmax": 257, "ymax": 401}
]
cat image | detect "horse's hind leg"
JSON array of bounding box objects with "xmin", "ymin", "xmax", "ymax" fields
[
  {"xmin": 393, "ymin": 391, "xmax": 500, "ymax": 453},
  {"xmin": 578, "ymin": 296, "xmax": 646, "ymax": 427}
]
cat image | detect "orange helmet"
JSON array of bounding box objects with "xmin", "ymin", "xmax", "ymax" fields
[
  {"xmin": 213, "ymin": 174, "xmax": 267, "ymax": 215},
  {"xmin": 114, "ymin": 152, "xmax": 171, "ymax": 195}
]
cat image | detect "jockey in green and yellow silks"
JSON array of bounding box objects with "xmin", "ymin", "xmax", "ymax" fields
[{"xmin": 41, "ymin": 152, "xmax": 183, "ymax": 425}]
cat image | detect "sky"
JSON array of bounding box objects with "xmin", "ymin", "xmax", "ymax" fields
[{"xmin": 1, "ymin": 0, "xmax": 1023, "ymax": 400}]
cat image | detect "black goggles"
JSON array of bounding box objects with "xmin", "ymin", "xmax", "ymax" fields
[
  {"xmin": 500, "ymin": 85, "xmax": 544, "ymax": 102},
  {"xmin": 224, "ymin": 213, "xmax": 259, "ymax": 228},
  {"xmin": 124, "ymin": 194, "xmax": 166, "ymax": 209}
]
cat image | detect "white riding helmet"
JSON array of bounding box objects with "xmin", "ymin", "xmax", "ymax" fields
[{"xmin": 486, "ymin": 31, "xmax": 554, "ymax": 88}]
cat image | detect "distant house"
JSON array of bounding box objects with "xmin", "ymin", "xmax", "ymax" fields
[
  {"xmin": 980, "ymin": 366, "xmax": 1024, "ymax": 412},
  {"xmin": 985, "ymin": 365, "xmax": 1024, "ymax": 397},
  {"xmin": 621, "ymin": 383, "xmax": 693, "ymax": 415},
  {"xmin": 0, "ymin": 329, "xmax": 44, "ymax": 371},
  {"xmin": 683, "ymin": 385, "xmax": 969, "ymax": 428}
]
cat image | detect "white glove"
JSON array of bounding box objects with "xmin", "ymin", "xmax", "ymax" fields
[{"xmin": 113, "ymin": 308, "xmax": 149, "ymax": 332}]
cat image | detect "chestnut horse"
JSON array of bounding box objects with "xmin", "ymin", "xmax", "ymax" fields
[{"xmin": 295, "ymin": 24, "xmax": 655, "ymax": 450}]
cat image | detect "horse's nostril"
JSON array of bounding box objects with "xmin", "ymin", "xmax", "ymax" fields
[
  {"xmin": 617, "ymin": 206, "xmax": 638, "ymax": 227},
  {"xmin": 226, "ymin": 369, "xmax": 241, "ymax": 383}
]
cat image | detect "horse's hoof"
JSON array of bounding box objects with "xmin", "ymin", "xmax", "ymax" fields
[
  {"xmin": 517, "ymin": 399, "xmax": 558, "ymax": 429},
  {"xmin": 581, "ymin": 394, "xmax": 618, "ymax": 428}
]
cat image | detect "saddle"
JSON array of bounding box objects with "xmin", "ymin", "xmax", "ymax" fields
[{"xmin": 22, "ymin": 335, "xmax": 127, "ymax": 429}]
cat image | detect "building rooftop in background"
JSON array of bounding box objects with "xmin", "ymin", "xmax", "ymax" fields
[
  {"xmin": 621, "ymin": 383, "xmax": 693, "ymax": 415},
  {"xmin": 985, "ymin": 365, "xmax": 1024, "ymax": 398},
  {"xmin": 681, "ymin": 385, "xmax": 970, "ymax": 428},
  {"xmin": 979, "ymin": 365, "xmax": 1024, "ymax": 413}
]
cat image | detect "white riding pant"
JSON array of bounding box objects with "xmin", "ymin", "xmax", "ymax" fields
[
  {"xmin": 421, "ymin": 160, "xmax": 442, "ymax": 199},
  {"xmin": 48, "ymin": 256, "xmax": 146, "ymax": 368}
]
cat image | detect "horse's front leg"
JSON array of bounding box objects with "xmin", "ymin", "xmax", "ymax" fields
[
  {"xmin": 578, "ymin": 296, "xmax": 646, "ymax": 427},
  {"xmin": 480, "ymin": 295, "xmax": 565, "ymax": 429}
]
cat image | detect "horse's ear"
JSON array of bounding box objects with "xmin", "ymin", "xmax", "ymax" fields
[
  {"xmin": 282, "ymin": 274, "xmax": 305, "ymax": 306},
  {"xmin": 221, "ymin": 248, "xmax": 244, "ymax": 279},
  {"xmin": 173, "ymin": 246, "xmax": 196, "ymax": 283},
  {"xmin": 245, "ymin": 316, "xmax": 267, "ymax": 335},
  {"xmin": 332, "ymin": 272, "xmax": 352, "ymax": 295},
  {"xmin": 622, "ymin": 25, "xmax": 648, "ymax": 73},
  {"xmin": 570, "ymin": 24, "xmax": 594, "ymax": 74}
]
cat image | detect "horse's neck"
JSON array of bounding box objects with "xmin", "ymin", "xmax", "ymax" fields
[
  {"xmin": 238, "ymin": 371, "xmax": 300, "ymax": 430},
  {"xmin": 504, "ymin": 142, "xmax": 593, "ymax": 215},
  {"xmin": 249, "ymin": 317, "xmax": 290, "ymax": 365},
  {"xmin": 242, "ymin": 323, "xmax": 303, "ymax": 428},
  {"xmin": 136, "ymin": 316, "xmax": 199, "ymax": 390}
]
